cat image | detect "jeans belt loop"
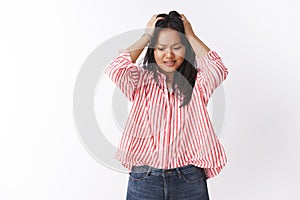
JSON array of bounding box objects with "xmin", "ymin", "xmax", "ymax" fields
[
  {"xmin": 145, "ymin": 166, "xmax": 152, "ymax": 176},
  {"xmin": 176, "ymin": 167, "xmax": 182, "ymax": 178}
]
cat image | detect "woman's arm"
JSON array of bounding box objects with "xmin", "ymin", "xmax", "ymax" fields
[
  {"xmin": 127, "ymin": 14, "xmax": 164, "ymax": 63},
  {"xmin": 180, "ymin": 14, "xmax": 228, "ymax": 102},
  {"xmin": 126, "ymin": 34, "xmax": 150, "ymax": 63},
  {"xmin": 180, "ymin": 14, "xmax": 211, "ymax": 58}
]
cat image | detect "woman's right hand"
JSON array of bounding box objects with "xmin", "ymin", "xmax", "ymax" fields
[
  {"xmin": 126, "ymin": 14, "xmax": 164, "ymax": 63},
  {"xmin": 145, "ymin": 14, "xmax": 164, "ymax": 36}
]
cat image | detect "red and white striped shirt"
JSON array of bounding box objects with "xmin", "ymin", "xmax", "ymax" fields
[{"xmin": 105, "ymin": 49, "xmax": 229, "ymax": 179}]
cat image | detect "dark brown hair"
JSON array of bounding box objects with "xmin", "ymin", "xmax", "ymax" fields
[{"xmin": 142, "ymin": 11, "xmax": 198, "ymax": 108}]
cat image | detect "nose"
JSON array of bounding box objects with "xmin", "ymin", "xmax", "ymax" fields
[{"xmin": 165, "ymin": 48, "xmax": 175, "ymax": 58}]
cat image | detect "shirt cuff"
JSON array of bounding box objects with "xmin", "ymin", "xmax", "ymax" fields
[
  {"xmin": 196, "ymin": 50, "xmax": 220, "ymax": 60},
  {"xmin": 195, "ymin": 50, "xmax": 221, "ymax": 66},
  {"xmin": 206, "ymin": 50, "xmax": 221, "ymax": 61},
  {"xmin": 117, "ymin": 49, "xmax": 135, "ymax": 63}
]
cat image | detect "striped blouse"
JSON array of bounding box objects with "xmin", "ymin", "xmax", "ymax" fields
[{"xmin": 105, "ymin": 49, "xmax": 229, "ymax": 179}]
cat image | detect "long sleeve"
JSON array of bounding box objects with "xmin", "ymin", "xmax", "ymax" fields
[
  {"xmin": 196, "ymin": 50, "xmax": 229, "ymax": 104},
  {"xmin": 111, "ymin": 49, "xmax": 229, "ymax": 179},
  {"xmin": 105, "ymin": 50, "xmax": 142, "ymax": 102}
]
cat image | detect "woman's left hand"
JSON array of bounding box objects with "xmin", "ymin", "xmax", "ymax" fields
[{"xmin": 180, "ymin": 14, "xmax": 196, "ymax": 38}]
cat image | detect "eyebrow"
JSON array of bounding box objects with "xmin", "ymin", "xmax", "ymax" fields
[{"xmin": 156, "ymin": 42, "xmax": 183, "ymax": 47}]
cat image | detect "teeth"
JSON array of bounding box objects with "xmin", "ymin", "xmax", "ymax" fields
[{"xmin": 165, "ymin": 61, "xmax": 175, "ymax": 64}]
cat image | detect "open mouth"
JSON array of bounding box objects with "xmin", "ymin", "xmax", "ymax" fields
[{"xmin": 163, "ymin": 60, "xmax": 176, "ymax": 67}]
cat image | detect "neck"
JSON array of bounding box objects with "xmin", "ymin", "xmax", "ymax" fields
[
  {"xmin": 156, "ymin": 67, "xmax": 174, "ymax": 84},
  {"xmin": 166, "ymin": 76, "xmax": 173, "ymax": 82},
  {"xmin": 165, "ymin": 73, "xmax": 174, "ymax": 82}
]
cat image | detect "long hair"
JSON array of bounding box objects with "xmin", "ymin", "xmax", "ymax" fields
[{"xmin": 142, "ymin": 11, "xmax": 198, "ymax": 108}]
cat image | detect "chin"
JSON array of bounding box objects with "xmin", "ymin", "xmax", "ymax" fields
[{"xmin": 160, "ymin": 68, "xmax": 175, "ymax": 73}]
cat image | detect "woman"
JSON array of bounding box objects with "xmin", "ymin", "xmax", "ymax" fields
[{"xmin": 105, "ymin": 11, "xmax": 229, "ymax": 200}]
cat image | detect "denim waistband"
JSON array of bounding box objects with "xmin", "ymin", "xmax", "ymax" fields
[{"xmin": 130, "ymin": 164, "xmax": 204, "ymax": 177}]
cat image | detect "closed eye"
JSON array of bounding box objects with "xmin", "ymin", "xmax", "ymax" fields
[{"xmin": 173, "ymin": 47, "xmax": 182, "ymax": 50}]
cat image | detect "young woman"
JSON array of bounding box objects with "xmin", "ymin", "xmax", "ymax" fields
[{"xmin": 105, "ymin": 11, "xmax": 229, "ymax": 200}]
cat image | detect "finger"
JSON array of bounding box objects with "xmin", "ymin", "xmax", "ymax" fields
[
  {"xmin": 152, "ymin": 16, "xmax": 164, "ymax": 25},
  {"xmin": 155, "ymin": 16, "xmax": 164, "ymax": 21},
  {"xmin": 149, "ymin": 14, "xmax": 156, "ymax": 21},
  {"xmin": 152, "ymin": 14, "xmax": 158, "ymax": 19},
  {"xmin": 180, "ymin": 14, "xmax": 185, "ymax": 22}
]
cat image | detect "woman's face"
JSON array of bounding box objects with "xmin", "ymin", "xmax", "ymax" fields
[{"xmin": 154, "ymin": 29, "xmax": 186, "ymax": 75}]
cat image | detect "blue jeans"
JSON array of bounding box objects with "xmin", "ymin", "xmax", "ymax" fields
[{"xmin": 126, "ymin": 164, "xmax": 209, "ymax": 200}]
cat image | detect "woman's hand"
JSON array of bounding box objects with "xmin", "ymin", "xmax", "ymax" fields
[
  {"xmin": 127, "ymin": 15, "xmax": 163, "ymax": 62},
  {"xmin": 145, "ymin": 14, "xmax": 164, "ymax": 37},
  {"xmin": 180, "ymin": 14, "xmax": 211, "ymax": 56},
  {"xmin": 180, "ymin": 14, "xmax": 196, "ymax": 38}
]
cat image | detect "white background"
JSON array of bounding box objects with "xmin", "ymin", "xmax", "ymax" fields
[{"xmin": 1, "ymin": 0, "xmax": 299, "ymax": 199}]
